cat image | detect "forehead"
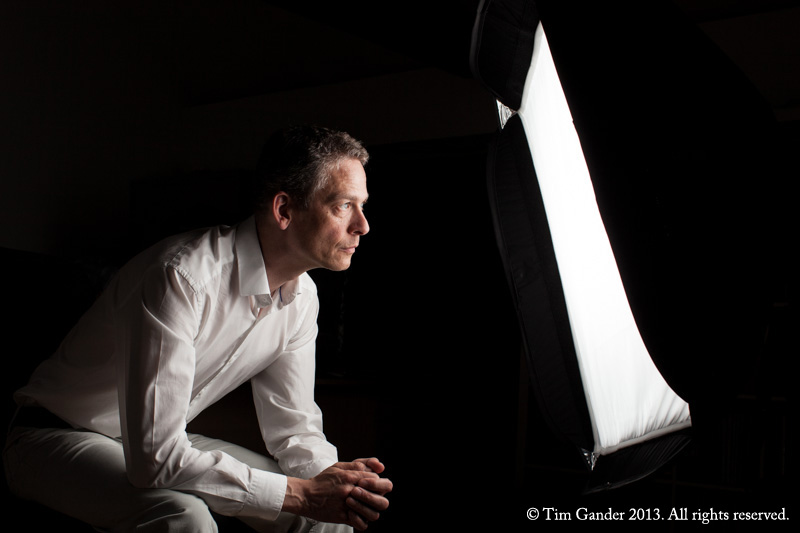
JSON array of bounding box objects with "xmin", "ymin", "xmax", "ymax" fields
[{"xmin": 317, "ymin": 158, "xmax": 368, "ymax": 201}]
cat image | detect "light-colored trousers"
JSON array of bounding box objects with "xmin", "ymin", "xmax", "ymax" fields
[{"xmin": 3, "ymin": 424, "xmax": 352, "ymax": 533}]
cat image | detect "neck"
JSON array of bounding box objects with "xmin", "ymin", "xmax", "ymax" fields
[{"xmin": 254, "ymin": 213, "xmax": 306, "ymax": 293}]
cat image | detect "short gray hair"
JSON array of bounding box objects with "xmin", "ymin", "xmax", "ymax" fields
[{"xmin": 255, "ymin": 125, "xmax": 369, "ymax": 211}]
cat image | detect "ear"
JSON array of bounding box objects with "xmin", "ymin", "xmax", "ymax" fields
[{"xmin": 272, "ymin": 192, "xmax": 292, "ymax": 230}]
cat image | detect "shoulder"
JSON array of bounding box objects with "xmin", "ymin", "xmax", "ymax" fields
[{"xmin": 150, "ymin": 225, "xmax": 237, "ymax": 294}]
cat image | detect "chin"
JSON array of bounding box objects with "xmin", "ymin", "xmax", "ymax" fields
[{"xmin": 321, "ymin": 260, "xmax": 351, "ymax": 272}]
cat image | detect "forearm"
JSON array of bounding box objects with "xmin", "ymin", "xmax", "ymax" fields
[
  {"xmin": 282, "ymin": 477, "xmax": 312, "ymax": 515},
  {"xmin": 281, "ymin": 473, "xmax": 353, "ymax": 519}
]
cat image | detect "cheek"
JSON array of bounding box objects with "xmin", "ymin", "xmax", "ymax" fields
[
  {"xmin": 324, "ymin": 218, "xmax": 350, "ymax": 240},
  {"xmin": 315, "ymin": 223, "xmax": 346, "ymax": 251}
]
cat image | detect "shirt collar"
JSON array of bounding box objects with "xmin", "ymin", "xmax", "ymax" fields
[{"xmin": 235, "ymin": 216, "xmax": 301, "ymax": 308}]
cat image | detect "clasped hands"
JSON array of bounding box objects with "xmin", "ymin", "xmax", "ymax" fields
[{"xmin": 284, "ymin": 457, "xmax": 392, "ymax": 530}]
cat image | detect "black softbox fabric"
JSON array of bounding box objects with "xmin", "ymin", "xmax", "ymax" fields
[{"xmin": 486, "ymin": 113, "xmax": 594, "ymax": 456}]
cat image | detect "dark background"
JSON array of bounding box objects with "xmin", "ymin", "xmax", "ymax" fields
[{"xmin": 1, "ymin": 1, "xmax": 796, "ymax": 531}]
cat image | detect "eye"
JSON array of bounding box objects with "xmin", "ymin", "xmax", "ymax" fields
[{"xmin": 334, "ymin": 201, "xmax": 366, "ymax": 214}]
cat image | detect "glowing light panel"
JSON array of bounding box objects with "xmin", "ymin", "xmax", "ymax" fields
[{"xmin": 517, "ymin": 23, "xmax": 691, "ymax": 457}]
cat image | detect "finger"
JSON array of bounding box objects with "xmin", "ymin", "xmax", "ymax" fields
[
  {"xmin": 348, "ymin": 509, "xmax": 369, "ymax": 531},
  {"xmin": 337, "ymin": 460, "xmax": 377, "ymax": 473},
  {"xmin": 357, "ymin": 476, "xmax": 393, "ymax": 496},
  {"xmin": 347, "ymin": 494, "xmax": 381, "ymax": 522},
  {"xmin": 350, "ymin": 486, "xmax": 390, "ymax": 512},
  {"xmin": 347, "ymin": 470, "xmax": 380, "ymax": 485},
  {"xmin": 354, "ymin": 457, "xmax": 385, "ymax": 474}
]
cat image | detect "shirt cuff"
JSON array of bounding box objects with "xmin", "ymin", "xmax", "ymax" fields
[
  {"xmin": 241, "ymin": 468, "xmax": 287, "ymax": 521},
  {"xmin": 293, "ymin": 457, "xmax": 337, "ymax": 481}
]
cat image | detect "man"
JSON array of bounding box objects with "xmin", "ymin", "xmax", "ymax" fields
[{"xmin": 4, "ymin": 125, "xmax": 391, "ymax": 532}]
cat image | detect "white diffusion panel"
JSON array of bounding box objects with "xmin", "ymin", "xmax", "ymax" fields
[{"xmin": 517, "ymin": 23, "xmax": 691, "ymax": 458}]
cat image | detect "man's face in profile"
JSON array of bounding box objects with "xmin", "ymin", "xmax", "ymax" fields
[{"xmin": 290, "ymin": 157, "xmax": 370, "ymax": 273}]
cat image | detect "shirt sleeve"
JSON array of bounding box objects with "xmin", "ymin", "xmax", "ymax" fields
[
  {"xmin": 251, "ymin": 290, "xmax": 339, "ymax": 480},
  {"xmin": 115, "ymin": 263, "xmax": 286, "ymax": 521}
]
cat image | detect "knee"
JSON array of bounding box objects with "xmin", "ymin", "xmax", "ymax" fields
[{"xmin": 134, "ymin": 493, "xmax": 218, "ymax": 533}]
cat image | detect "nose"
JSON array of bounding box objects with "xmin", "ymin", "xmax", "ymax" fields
[{"xmin": 350, "ymin": 206, "xmax": 370, "ymax": 236}]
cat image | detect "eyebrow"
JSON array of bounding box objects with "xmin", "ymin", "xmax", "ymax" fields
[{"xmin": 323, "ymin": 192, "xmax": 368, "ymax": 205}]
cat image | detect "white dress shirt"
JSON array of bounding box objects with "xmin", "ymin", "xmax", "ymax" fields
[{"xmin": 14, "ymin": 216, "xmax": 339, "ymax": 521}]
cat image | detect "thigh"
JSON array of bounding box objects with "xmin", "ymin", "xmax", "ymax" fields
[
  {"xmin": 4, "ymin": 428, "xmax": 351, "ymax": 533},
  {"xmin": 4, "ymin": 426, "xmax": 215, "ymax": 532}
]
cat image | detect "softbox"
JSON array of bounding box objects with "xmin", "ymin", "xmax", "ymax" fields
[{"xmin": 471, "ymin": 0, "xmax": 778, "ymax": 491}]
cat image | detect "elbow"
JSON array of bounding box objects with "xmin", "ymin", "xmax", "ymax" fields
[
  {"xmin": 126, "ymin": 466, "xmax": 166, "ymax": 489},
  {"xmin": 125, "ymin": 458, "xmax": 178, "ymax": 489},
  {"xmin": 124, "ymin": 438, "xmax": 190, "ymax": 489}
]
